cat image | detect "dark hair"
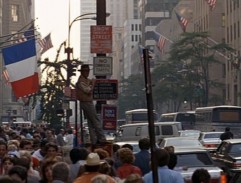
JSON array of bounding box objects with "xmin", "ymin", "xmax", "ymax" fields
[
  {"xmin": 52, "ymin": 162, "xmax": 69, "ymax": 181},
  {"xmin": 69, "ymin": 148, "xmax": 89, "ymax": 164},
  {"xmin": 0, "ymin": 175, "xmax": 21, "ymax": 183},
  {"xmin": 225, "ymin": 127, "xmax": 230, "ymax": 132},
  {"xmin": 15, "ymin": 157, "xmax": 31, "ymax": 170},
  {"xmin": 45, "ymin": 142, "xmax": 58, "ymax": 152},
  {"xmin": 8, "ymin": 165, "xmax": 28, "ymax": 182},
  {"xmin": 192, "ymin": 168, "xmax": 211, "ymax": 183},
  {"xmin": 19, "ymin": 139, "xmax": 32, "ymax": 149},
  {"xmin": 0, "ymin": 140, "xmax": 7, "ymax": 149},
  {"xmin": 122, "ymin": 144, "xmax": 133, "ymax": 151},
  {"xmin": 155, "ymin": 148, "xmax": 170, "ymax": 167},
  {"xmin": 113, "ymin": 144, "xmax": 120, "ymax": 153},
  {"xmin": 138, "ymin": 138, "xmax": 150, "ymax": 150},
  {"xmin": 40, "ymin": 158, "xmax": 58, "ymax": 182}
]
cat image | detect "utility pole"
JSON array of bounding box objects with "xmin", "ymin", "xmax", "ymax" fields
[{"xmin": 95, "ymin": 0, "xmax": 107, "ymax": 114}]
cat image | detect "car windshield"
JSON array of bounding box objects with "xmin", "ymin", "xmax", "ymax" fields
[
  {"xmin": 166, "ymin": 139, "xmax": 201, "ymax": 147},
  {"xmin": 176, "ymin": 152, "xmax": 213, "ymax": 167},
  {"xmin": 204, "ymin": 133, "xmax": 222, "ymax": 139},
  {"xmin": 179, "ymin": 131, "xmax": 200, "ymax": 138},
  {"xmin": 228, "ymin": 144, "xmax": 241, "ymax": 154}
]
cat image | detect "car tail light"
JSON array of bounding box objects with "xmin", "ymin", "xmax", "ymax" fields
[
  {"xmin": 231, "ymin": 161, "xmax": 241, "ymax": 168},
  {"xmin": 204, "ymin": 144, "xmax": 218, "ymax": 148},
  {"xmin": 220, "ymin": 172, "xmax": 227, "ymax": 183}
]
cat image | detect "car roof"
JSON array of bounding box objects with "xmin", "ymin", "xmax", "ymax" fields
[
  {"xmin": 163, "ymin": 137, "xmax": 199, "ymax": 140},
  {"xmin": 174, "ymin": 147, "xmax": 208, "ymax": 153},
  {"xmin": 121, "ymin": 121, "xmax": 180, "ymax": 127},
  {"xmin": 222, "ymin": 139, "xmax": 241, "ymax": 143},
  {"xmin": 201, "ymin": 131, "xmax": 223, "ymax": 134}
]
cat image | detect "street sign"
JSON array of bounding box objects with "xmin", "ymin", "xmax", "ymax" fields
[
  {"xmin": 93, "ymin": 57, "xmax": 112, "ymax": 76},
  {"xmin": 93, "ymin": 79, "xmax": 118, "ymax": 100},
  {"xmin": 90, "ymin": 25, "xmax": 112, "ymax": 54},
  {"xmin": 101, "ymin": 105, "xmax": 117, "ymax": 131}
]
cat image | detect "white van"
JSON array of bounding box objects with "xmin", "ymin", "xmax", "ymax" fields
[{"xmin": 116, "ymin": 121, "xmax": 181, "ymax": 142}]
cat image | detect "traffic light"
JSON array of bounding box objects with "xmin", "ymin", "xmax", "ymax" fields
[{"xmin": 67, "ymin": 62, "xmax": 77, "ymax": 79}]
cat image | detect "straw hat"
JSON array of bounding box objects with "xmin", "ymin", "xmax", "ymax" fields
[{"xmin": 85, "ymin": 153, "xmax": 104, "ymax": 166}]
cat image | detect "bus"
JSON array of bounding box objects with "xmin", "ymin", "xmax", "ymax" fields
[
  {"xmin": 195, "ymin": 105, "xmax": 241, "ymax": 137},
  {"xmin": 125, "ymin": 109, "xmax": 159, "ymax": 124},
  {"xmin": 160, "ymin": 111, "xmax": 195, "ymax": 130}
]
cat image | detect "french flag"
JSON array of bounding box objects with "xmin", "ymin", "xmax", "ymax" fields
[{"xmin": 2, "ymin": 39, "xmax": 39, "ymax": 99}]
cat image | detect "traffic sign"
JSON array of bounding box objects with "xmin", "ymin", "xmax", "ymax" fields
[
  {"xmin": 93, "ymin": 57, "xmax": 112, "ymax": 76},
  {"xmin": 101, "ymin": 105, "xmax": 117, "ymax": 131},
  {"xmin": 90, "ymin": 25, "xmax": 112, "ymax": 53},
  {"xmin": 93, "ymin": 79, "xmax": 118, "ymax": 100}
]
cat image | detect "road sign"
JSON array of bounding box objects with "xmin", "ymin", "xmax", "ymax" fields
[
  {"xmin": 93, "ymin": 79, "xmax": 118, "ymax": 100},
  {"xmin": 93, "ymin": 57, "xmax": 112, "ymax": 76},
  {"xmin": 90, "ymin": 25, "xmax": 112, "ymax": 54},
  {"xmin": 101, "ymin": 105, "xmax": 117, "ymax": 131}
]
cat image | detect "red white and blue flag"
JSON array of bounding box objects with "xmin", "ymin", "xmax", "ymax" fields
[
  {"xmin": 38, "ymin": 33, "xmax": 53, "ymax": 54},
  {"xmin": 2, "ymin": 38, "xmax": 39, "ymax": 98},
  {"xmin": 153, "ymin": 31, "xmax": 166, "ymax": 54},
  {"xmin": 206, "ymin": 0, "xmax": 217, "ymax": 10},
  {"xmin": 175, "ymin": 11, "xmax": 188, "ymax": 32}
]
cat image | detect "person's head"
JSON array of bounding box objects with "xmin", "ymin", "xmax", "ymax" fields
[
  {"xmin": 40, "ymin": 158, "xmax": 58, "ymax": 182},
  {"xmin": 45, "ymin": 142, "xmax": 58, "ymax": 157},
  {"xmin": 124, "ymin": 174, "xmax": 144, "ymax": 183},
  {"xmin": 52, "ymin": 162, "xmax": 69, "ymax": 182},
  {"xmin": 91, "ymin": 174, "xmax": 109, "ymax": 183},
  {"xmin": 85, "ymin": 153, "xmax": 103, "ymax": 172},
  {"xmin": 0, "ymin": 140, "xmax": 7, "ymax": 158},
  {"xmin": 19, "ymin": 139, "xmax": 33, "ymax": 151},
  {"xmin": 69, "ymin": 147, "xmax": 89, "ymax": 164},
  {"xmin": 79, "ymin": 64, "xmax": 90, "ymax": 78},
  {"xmin": 113, "ymin": 144, "xmax": 120, "ymax": 153},
  {"xmin": 94, "ymin": 148, "xmax": 109, "ymax": 160},
  {"xmin": 225, "ymin": 127, "xmax": 230, "ymax": 132},
  {"xmin": 164, "ymin": 146, "xmax": 175, "ymax": 153},
  {"xmin": 155, "ymin": 148, "xmax": 170, "ymax": 167},
  {"xmin": 2, "ymin": 156, "xmax": 17, "ymax": 174},
  {"xmin": 8, "ymin": 165, "xmax": 28, "ymax": 183},
  {"xmin": 138, "ymin": 138, "xmax": 150, "ymax": 150},
  {"xmin": 118, "ymin": 147, "xmax": 135, "ymax": 164},
  {"xmin": 192, "ymin": 168, "xmax": 211, "ymax": 183},
  {"xmin": 122, "ymin": 144, "xmax": 133, "ymax": 151},
  {"xmin": 0, "ymin": 175, "xmax": 21, "ymax": 183}
]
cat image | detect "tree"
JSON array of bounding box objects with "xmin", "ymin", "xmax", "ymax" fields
[{"xmin": 168, "ymin": 32, "xmax": 234, "ymax": 107}]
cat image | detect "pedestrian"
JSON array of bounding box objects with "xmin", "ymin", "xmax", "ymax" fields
[
  {"xmin": 143, "ymin": 148, "xmax": 184, "ymax": 183},
  {"xmin": 220, "ymin": 127, "xmax": 233, "ymax": 141},
  {"xmin": 73, "ymin": 153, "xmax": 116, "ymax": 183},
  {"xmin": 191, "ymin": 168, "xmax": 211, "ymax": 183},
  {"xmin": 117, "ymin": 147, "xmax": 142, "ymax": 179},
  {"xmin": 52, "ymin": 162, "xmax": 70, "ymax": 183},
  {"xmin": 76, "ymin": 64, "xmax": 106, "ymax": 145},
  {"xmin": 134, "ymin": 138, "xmax": 151, "ymax": 175}
]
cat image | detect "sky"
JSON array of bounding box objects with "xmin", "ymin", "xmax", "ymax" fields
[{"xmin": 35, "ymin": 0, "xmax": 81, "ymax": 61}]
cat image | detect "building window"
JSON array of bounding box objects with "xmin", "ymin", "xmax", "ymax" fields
[
  {"xmin": 131, "ymin": 24, "xmax": 134, "ymax": 31},
  {"xmin": 139, "ymin": 24, "xmax": 141, "ymax": 31},
  {"xmin": 135, "ymin": 35, "xmax": 138, "ymax": 41},
  {"xmin": 238, "ymin": 21, "xmax": 240, "ymax": 38},
  {"xmin": 135, "ymin": 24, "xmax": 138, "ymax": 31},
  {"xmin": 221, "ymin": 13, "xmax": 225, "ymax": 27},
  {"xmin": 131, "ymin": 35, "xmax": 134, "ymax": 41},
  {"xmin": 11, "ymin": 5, "xmax": 19, "ymax": 22}
]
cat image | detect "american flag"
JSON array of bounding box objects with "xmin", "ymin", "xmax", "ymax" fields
[
  {"xmin": 38, "ymin": 33, "xmax": 53, "ymax": 54},
  {"xmin": 15, "ymin": 24, "xmax": 35, "ymax": 43},
  {"xmin": 206, "ymin": 0, "xmax": 217, "ymax": 10},
  {"xmin": 153, "ymin": 31, "xmax": 166, "ymax": 54},
  {"xmin": 175, "ymin": 11, "xmax": 188, "ymax": 32},
  {"xmin": 2, "ymin": 69, "xmax": 10, "ymax": 85}
]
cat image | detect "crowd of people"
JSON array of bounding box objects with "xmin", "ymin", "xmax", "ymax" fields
[{"xmin": 0, "ymin": 123, "xmax": 213, "ymax": 183}]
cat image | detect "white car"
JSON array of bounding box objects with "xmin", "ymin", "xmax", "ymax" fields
[
  {"xmin": 178, "ymin": 130, "xmax": 201, "ymax": 139},
  {"xmin": 159, "ymin": 137, "xmax": 204, "ymax": 149},
  {"xmin": 199, "ymin": 131, "xmax": 223, "ymax": 152}
]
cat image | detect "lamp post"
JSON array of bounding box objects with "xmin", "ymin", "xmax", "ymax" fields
[{"xmin": 65, "ymin": 14, "xmax": 96, "ymax": 146}]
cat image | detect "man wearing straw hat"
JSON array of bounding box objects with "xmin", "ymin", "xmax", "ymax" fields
[{"xmin": 76, "ymin": 64, "xmax": 106, "ymax": 145}]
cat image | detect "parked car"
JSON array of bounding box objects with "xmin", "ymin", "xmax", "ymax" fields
[
  {"xmin": 174, "ymin": 148, "xmax": 225, "ymax": 183},
  {"xmin": 178, "ymin": 130, "xmax": 201, "ymax": 139},
  {"xmin": 115, "ymin": 122, "xmax": 181, "ymax": 142},
  {"xmin": 159, "ymin": 137, "xmax": 204, "ymax": 149},
  {"xmin": 199, "ymin": 131, "xmax": 223, "ymax": 152},
  {"xmin": 212, "ymin": 139, "xmax": 241, "ymax": 177}
]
